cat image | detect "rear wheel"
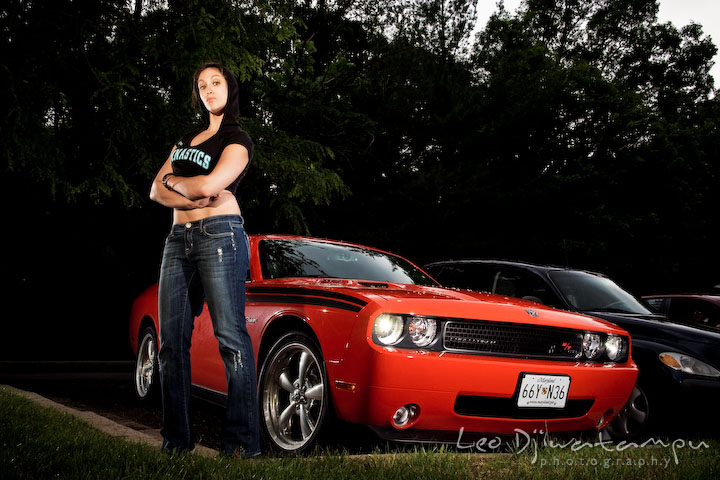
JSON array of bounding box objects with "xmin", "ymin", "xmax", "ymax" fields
[
  {"xmin": 134, "ymin": 325, "xmax": 159, "ymax": 402},
  {"xmin": 258, "ymin": 332, "xmax": 330, "ymax": 453}
]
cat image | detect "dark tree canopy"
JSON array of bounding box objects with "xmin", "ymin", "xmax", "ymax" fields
[{"xmin": 1, "ymin": 0, "xmax": 718, "ymax": 359}]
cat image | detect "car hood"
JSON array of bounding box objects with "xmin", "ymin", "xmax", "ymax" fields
[
  {"xmin": 582, "ymin": 311, "xmax": 720, "ymax": 347},
  {"xmin": 258, "ymin": 278, "xmax": 629, "ymax": 335}
]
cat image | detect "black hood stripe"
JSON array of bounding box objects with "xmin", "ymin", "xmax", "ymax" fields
[
  {"xmin": 246, "ymin": 286, "xmax": 368, "ymax": 307},
  {"xmin": 247, "ymin": 294, "xmax": 363, "ymax": 313}
]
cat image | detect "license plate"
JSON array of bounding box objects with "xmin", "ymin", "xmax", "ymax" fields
[{"xmin": 517, "ymin": 374, "xmax": 570, "ymax": 408}]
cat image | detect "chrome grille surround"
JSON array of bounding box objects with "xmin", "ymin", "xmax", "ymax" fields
[{"xmin": 443, "ymin": 320, "xmax": 584, "ymax": 360}]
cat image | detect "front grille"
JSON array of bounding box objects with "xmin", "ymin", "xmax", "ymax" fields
[
  {"xmin": 443, "ymin": 320, "xmax": 583, "ymax": 360},
  {"xmin": 454, "ymin": 395, "xmax": 594, "ymax": 419}
]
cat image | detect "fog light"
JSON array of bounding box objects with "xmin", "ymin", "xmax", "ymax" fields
[
  {"xmin": 597, "ymin": 409, "xmax": 613, "ymax": 428},
  {"xmin": 392, "ymin": 404, "xmax": 419, "ymax": 428},
  {"xmin": 596, "ymin": 414, "xmax": 605, "ymax": 429}
]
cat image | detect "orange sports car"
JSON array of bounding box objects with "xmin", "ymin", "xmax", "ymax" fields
[{"xmin": 129, "ymin": 235, "xmax": 637, "ymax": 453}]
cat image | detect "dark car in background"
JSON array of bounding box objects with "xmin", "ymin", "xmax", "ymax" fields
[
  {"xmin": 424, "ymin": 260, "xmax": 720, "ymax": 439},
  {"xmin": 643, "ymin": 295, "xmax": 720, "ymax": 330}
]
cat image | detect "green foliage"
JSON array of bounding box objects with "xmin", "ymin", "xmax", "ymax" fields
[
  {"xmin": 1, "ymin": 0, "xmax": 719, "ymax": 290},
  {"xmin": 242, "ymin": 117, "xmax": 349, "ymax": 234},
  {"xmin": 0, "ymin": 0, "xmax": 347, "ymax": 232},
  {"xmin": 448, "ymin": 0, "xmax": 720, "ymax": 290}
]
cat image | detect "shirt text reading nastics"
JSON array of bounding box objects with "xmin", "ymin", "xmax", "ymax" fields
[{"xmin": 172, "ymin": 147, "xmax": 211, "ymax": 170}]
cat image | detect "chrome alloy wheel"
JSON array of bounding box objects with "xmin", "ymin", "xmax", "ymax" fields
[
  {"xmin": 606, "ymin": 384, "xmax": 649, "ymax": 439},
  {"xmin": 261, "ymin": 338, "xmax": 327, "ymax": 452},
  {"xmin": 135, "ymin": 328, "xmax": 157, "ymax": 400}
]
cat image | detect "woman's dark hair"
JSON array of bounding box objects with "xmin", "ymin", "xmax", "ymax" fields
[{"xmin": 191, "ymin": 61, "xmax": 227, "ymax": 111}]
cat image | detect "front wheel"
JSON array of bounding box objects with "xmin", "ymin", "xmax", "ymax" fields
[
  {"xmin": 258, "ymin": 332, "xmax": 331, "ymax": 453},
  {"xmin": 134, "ymin": 325, "xmax": 159, "ymax": 402},
  {"xmin": 605, "ymin": 383, "xmax": 650, "ymax": 440}
]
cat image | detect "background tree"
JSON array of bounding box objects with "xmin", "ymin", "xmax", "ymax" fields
[
  {"xmin": 455, "ymin": 0, "xmax": 719, "ymax": 293},
  {"xmin": 0, "ymin": 0, "xmax": 351, "ymax": 358},
  {"xmin": 1, "ymin": 0, "xmax": 717, "ymax": 359}
]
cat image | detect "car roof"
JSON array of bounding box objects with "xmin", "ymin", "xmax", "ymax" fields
[
  {"xmin": 424, "ymin": 259, "xmax": 606, "ymax": 277},
  {"xmin": 251, "ymin": 234, "xmax": 393, "ymax": 254},
  {"xmin": 643, "ymin": 294, "xmax": 720, "ymax": 303}
]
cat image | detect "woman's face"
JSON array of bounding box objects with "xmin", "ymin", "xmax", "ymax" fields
[{"xmin": 197, "ymin": 67, "xmax": 228, "ymax": 116}]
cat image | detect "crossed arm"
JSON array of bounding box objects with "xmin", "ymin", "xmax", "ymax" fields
[{"xmin": 149, "ymin": 143, "xmax": 250, "ymax": 209}]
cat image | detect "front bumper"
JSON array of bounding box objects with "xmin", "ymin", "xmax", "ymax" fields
[{"xmin": 331, "ymin": 345, "xmax": 637, "ymax": 437}]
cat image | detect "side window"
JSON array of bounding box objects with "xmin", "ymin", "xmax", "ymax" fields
[
  {"xmin": 644, "ymin": 298, "xmax": 665, "ymax": 313},
  {"xmin": 432, "ymin": 264, "xmax": 495, "ymax": 292},
  {"xmin": 669, "ymin": 298, "xmax": 720, "ymax": 328},
  {"xmin": 708, "ymin": 303, "xmax": 720, "ymax": 328},
  {"xmin": 492, "ymin": 267, "xmax": 563, "ymax": 308},
  {"xmin": 667, "ymin": 298, "xmax": 697, "ymax": 324}
]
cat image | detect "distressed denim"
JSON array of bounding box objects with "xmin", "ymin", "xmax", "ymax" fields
[{"xmin": 158, "ymin": 214, "xmax": 260, "ymax": 456}]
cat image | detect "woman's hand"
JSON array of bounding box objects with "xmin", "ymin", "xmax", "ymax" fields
[
  {"xmin": 149, "ymin": 143, "xmax": 248, "ymax": 209},
  {"xmin": 178, "ymin": 192, "xmax": 225, "ymax": 210},
  {"xmin": 167, "ymin": 144, "xmax": 249, "ymax": 200}
]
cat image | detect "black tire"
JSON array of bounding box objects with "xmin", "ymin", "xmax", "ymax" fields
[
  {"xmin": 258, "ymin": 331, "xmax": 331, "ymax": 453},
  {"xmin": 605, "ymin": 383, "xmax": 650, "ymax": 440},
  {"xmin": 134, "ymin": 325, "xmax": 159, "ymax": 402}
]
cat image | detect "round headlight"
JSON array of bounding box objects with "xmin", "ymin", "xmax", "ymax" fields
[
  {"xmin": 407, "ymin": 316, "xmax": 437, "ymax": 347},
  {"xmin": 605, "ymin": 335, "xmax": 624, "ymax": 361},
  {"xmin": 374, "ymin": 314, "xmax": 404, "ymax": 345},
  {"xmin": 583, "ymin": 333, "xmax": 603, "ymax": 360}
]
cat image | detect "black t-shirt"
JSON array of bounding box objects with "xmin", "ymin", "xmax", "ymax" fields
[{"xmin": 171, "ymin": 126, "xmax": 253, "ymax": 194}]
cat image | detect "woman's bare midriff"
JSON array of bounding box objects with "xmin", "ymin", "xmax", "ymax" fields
[{"xmin": 172, "ymin": 189, "xmax": 241, "ymax": 224}]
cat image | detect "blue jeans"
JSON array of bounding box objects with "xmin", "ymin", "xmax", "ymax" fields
[{"xmin": 158, "ymin": 214, "xmax": 260, "ymax": 456}]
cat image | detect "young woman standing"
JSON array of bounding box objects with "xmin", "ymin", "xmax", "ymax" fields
[{"xmin": 149, "ymin": 62, "xmax": 259, "ymax": 457}]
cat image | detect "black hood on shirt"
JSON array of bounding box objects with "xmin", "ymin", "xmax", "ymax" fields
[{"xmin": 195, "ymin": 64, "xmax": 241, "ymax": 128}]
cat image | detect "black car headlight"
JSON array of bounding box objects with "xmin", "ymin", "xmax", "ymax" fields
[{"xmin": 659, "ymin": 352, "xmax": 720, "ymax": 378}]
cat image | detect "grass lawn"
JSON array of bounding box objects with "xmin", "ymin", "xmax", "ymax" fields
[{"xmin": 1, "ymin": 388, "xmax": 718, "ymax": 479}]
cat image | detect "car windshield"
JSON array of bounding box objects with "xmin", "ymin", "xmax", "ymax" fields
[
  {"xmin": 259, "ymin": 239, "xmax": 438, "ymax": 286},
  {"xmin": 548, "ymin": 270, "xmax": 652, "ymax": 315}
]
